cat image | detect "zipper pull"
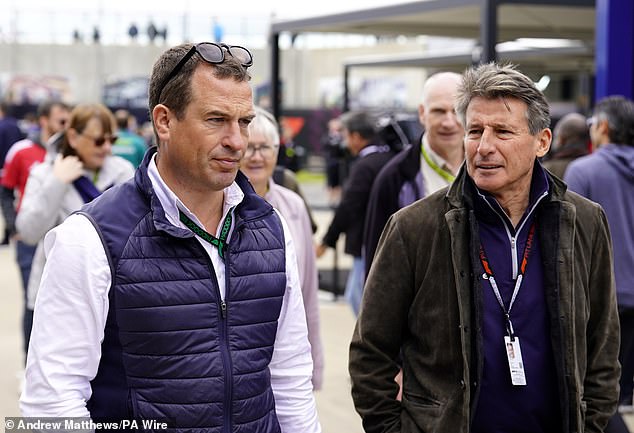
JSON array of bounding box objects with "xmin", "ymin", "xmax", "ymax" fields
[{"xmin": 221, "ymin": 300, "xmax": 227, "ymax": 318}]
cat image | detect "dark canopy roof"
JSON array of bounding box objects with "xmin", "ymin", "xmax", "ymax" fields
[
  {"xmin": 271, "ymin": 0, "xmax": 595, "ymax": 42},
  {"xmin": 269, "ymin": 0, "xmax": 596, "ymax": 117}
]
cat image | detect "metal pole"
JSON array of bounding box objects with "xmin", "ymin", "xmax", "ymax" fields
[
  {"xmin": 480, "ymin": 0, "xmax": 498, "ymax": 63},
  {"xmin": 343, "ymin": 65, "xmax": 350, "ymax": 112},
  {"xmin": 270, "ymin": 32, "xmax": 281, "ymax": 122}
]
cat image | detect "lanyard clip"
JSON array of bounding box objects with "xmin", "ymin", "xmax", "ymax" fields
[{"xmin": 505, "ymin": 313, "xmax": 515, "ymax": 341}]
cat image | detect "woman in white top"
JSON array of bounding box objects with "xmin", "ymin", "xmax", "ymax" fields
[
  {"xmin": 241, "ymin": 107, "xmax": 324, "ymax": 390},
  {"xmin": 16, "ymin": 103, "xmax": 135, "ymax": 311}
]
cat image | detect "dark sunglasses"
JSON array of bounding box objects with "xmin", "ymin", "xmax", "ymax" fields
[
  {"xmin": 157, "ymin": 42, "xmax": 253, "ymax": 102},
  {"xmin": 80, "ymin": 132, "xmax": 118, "ymax": 147}
]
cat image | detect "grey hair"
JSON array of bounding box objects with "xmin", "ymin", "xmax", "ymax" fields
[
  {"xmin": 455, "ymin": 62, "xmax": 550, "ymax": 135},
  {"xmin": 593, "ymin": 95, "xmax": 634, "ymax": 146},
  {"xmin": 248, "ymin": 106, "xmax": 280, "ymax": 146}
]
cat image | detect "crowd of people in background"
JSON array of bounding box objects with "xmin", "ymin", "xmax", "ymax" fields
[{"xmin": 0, "ymin": 40, "xmax": 633, "ymax": 433}]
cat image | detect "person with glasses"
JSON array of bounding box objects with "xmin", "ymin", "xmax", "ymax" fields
[
  {"xmin": 0, "ymin": 100, "xmax": 70, "ymax": 364},
  {"xmin": 15, "ymin": 103, "xmax": 133, "ymax": 344},
  {"xmin": 241, "ymin": 106, "xmax": 324, "ymax": 391},
  {"xmin": 20, "ymin": 43, "xmax": 321, "ymax": 433},
  {"xmin": 350, "ymin": 63, "xmax": 619, "ymax": 433}
]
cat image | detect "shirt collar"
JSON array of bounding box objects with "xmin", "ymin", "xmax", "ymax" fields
[
  {"xmin": 422, "ymin": 134, "xmax": 453, "ymax": 173},
  {"xmin": 358, "ymin": 143, "xmax": 391, "ymax": 158},
  {"xmin": 147, "ymin": 154, "xmax": 244, "ymax": 229}
]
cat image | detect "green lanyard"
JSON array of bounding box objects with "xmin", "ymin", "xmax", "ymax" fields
[
  {"xmin": 179, "ymin": 207, "xmax": 234, "ymax": 259},
  {"xmin": 421, "ymin": 144, "xmax": 456, "ymax": 183}
]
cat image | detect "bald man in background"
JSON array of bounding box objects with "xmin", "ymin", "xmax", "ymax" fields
[{"xmin": 363, "ymin": 72, "xmax": 465, "ymax": 276}]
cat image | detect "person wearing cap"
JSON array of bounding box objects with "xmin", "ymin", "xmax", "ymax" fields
[{"xmin": 20, "ymin": 42, "xmax": 320, "ymax": 432}]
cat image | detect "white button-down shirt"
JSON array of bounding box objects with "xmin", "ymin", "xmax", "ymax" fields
[{"xmin": 20, "ymin": 155, "xmax": 321, "ymax": 433}]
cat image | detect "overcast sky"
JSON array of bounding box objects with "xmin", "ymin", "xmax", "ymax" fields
[
  {"xmin": 3, "ymin": 0, "xmax": 401, "ymax": 45},
  {"xmin": 8, "ymin": 0, "xmax": 398, "ymax": 19}
]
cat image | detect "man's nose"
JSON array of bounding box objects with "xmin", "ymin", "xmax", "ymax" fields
[
  {"xmin": 223, "ymin": 121, "xmax": 247, "ymax": 150},
  {"xmin": 441, "ymin": 111, "xmax": 459, "ymax": 126},
  {"xmin": 477, "ymin": 129, "xmax": 496, "ymax": 154}
]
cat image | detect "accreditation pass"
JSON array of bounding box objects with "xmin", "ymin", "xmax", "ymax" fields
[{"xmin": 504, "ymin": 335, "xmax": 527, "ymax": 386}]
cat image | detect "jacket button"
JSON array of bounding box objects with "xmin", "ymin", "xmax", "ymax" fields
[{"xmin": 460, "ymin": 380, "xmax": 466, "ymax": 389}]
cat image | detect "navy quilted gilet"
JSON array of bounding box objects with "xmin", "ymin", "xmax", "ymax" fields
[{"xmin": 83, "ymin": 149, "xmax": 286, "ymax": 433}]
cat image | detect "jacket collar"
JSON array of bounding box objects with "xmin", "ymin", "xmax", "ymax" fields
[
  {"xmin": 398, "ymin": 136, "xmax": 424, "ymax": 180},
  {"xmin": 447, "ymin": 159, "xmax": 566, "ymax": 215}
]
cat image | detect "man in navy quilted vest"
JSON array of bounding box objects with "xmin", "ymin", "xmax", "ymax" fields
[{"xmin": 21, "ymin": 42, "xmax": 321, "ymax": 433}]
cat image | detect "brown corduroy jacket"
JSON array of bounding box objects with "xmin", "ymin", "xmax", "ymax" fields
[{"xmin": 350, "ymin": 165, "xmax": 620, "ymax": 433}]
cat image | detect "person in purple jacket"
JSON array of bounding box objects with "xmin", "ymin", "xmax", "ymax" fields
[
  {"xmin": 350, "ymin": 63, "xmax": 619, "ymax": 433},
  {"xmin": 565, "ymin": 95, "xmax": 634, "ymax": 432}
]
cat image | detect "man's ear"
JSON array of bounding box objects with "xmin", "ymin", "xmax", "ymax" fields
[
  {"xmin": 535, "ymin": 128, "xmax": 552, "ymax": 158},
  {"xmin": 596, "ymin": 118, "xmax": 610, "ymax": 138},
  {"xmin": 152, "ymin": 104, "xmax": 171, "ymax": 143},
  {"xmin": 418, "ymin": 103, "xmax": 426, "ymax": 126}
]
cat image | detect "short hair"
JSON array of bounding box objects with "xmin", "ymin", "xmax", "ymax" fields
[
  {"xmin": 339, "ymin": 111, "xmax": 377, "ymax": 140},
  {"xmin": 455, "ymin": 62, "xmax": 550, "ymax": 135},
  {"xmin": 37, "ymin": 100, "xmax": 69, "ymax": 119},
  {"xmin": 59, "ymin": 103, "xmax": 116, "ymax": 158},
  {"xmin": 148, "ymin": 43, "xmax": 251, "ymax": 123},
  {"xmin": 114, "ymin": 109, "xmax": 131, "ymax": 129},
  {"xmin": 593, "ymin": 95, "xmax": 634, "ymax": 146},
  {"xmin": 248, "ymin": 106, "xmax": 280, "ymax": 146},
  {"xmin": 553, "ymin": 112, "xmax": 589, "ymax": 148}
]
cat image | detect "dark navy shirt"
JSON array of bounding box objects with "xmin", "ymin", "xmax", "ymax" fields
[{"xmin": 471, "ymin": 164, "xmax": 561, "ymax": 433}]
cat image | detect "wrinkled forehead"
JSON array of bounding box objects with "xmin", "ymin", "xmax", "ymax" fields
[{"xmin": 466, "ymin": 96, "xmax": 529, "ymax": 121}]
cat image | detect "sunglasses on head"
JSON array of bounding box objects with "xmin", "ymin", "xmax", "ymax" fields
[
  {"xmin": 157, "ymin": 42, "xmax": 253, "ymax": 102},
  {"xmin": 80, "ymin": 132, "xmax": 118, "ymax": 147}
]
